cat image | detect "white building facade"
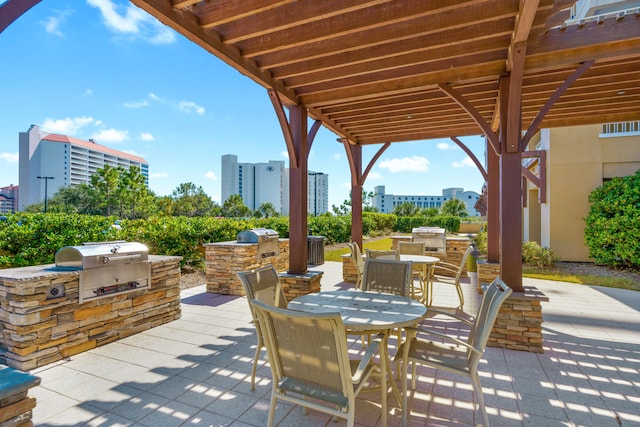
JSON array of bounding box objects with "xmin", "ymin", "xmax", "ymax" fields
[
  {"xmin": 0, "ymin": 185, "xmax": 18, "ymax": 214},
  {"xmin": 18, "ymin": 125, "xmax": 149, "ymax": 210},
  {"xmin": 372, "ymin": 185, "xmax": 480, "ymax": 216},
  {"xmin": 221, "ymin": 154, "xmax": 329, "ymax": 215}
]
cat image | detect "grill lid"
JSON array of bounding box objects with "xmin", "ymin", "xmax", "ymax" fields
[
  {"xmin": 412, "ymin": 227, "xmax": 446, "ymax": 235},
  {"xmin": 237, "ymin": 228, "xmax": 279, "ymax": 243},
  {"xmin": 55, "ymin": 241, "xmax": 149, "ymax": 270}
]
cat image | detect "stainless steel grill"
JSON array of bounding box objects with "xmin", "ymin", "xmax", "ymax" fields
[
  {"xmin": 412, "ymin": 227, "xmax": 447, "ymax": 254},
  {"xmin": 237, "ymin": 228, "xmax": 279, "ymax": 259},
  {"xmin": 55, "ymin": 241, "xmax": 151, "ymax": 303}
]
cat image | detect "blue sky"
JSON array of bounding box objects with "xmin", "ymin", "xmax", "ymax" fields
[{"xmin": 0, "ymin": 0, "xmax": 486, "ymax": 209}]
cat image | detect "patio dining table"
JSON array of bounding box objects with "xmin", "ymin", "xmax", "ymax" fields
[{"xmin": 288, "ymin": 290, "xmax": 427, "ymax": 427}]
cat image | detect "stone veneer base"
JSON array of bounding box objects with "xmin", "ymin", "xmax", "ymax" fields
[
  {"xmin": 0, "ymin": 255, "xmax": 182, "ymax": 371},
  {"xmin": 487, "ymin": 285, "xmax": 549, "ymax": 354},
  {"xmin": 278, "ymin": 271, "xmax": 323, "ymax": 301},
  {"xmin": 204, "ymin": 240, "xmax": 289, "ymax": 295}
]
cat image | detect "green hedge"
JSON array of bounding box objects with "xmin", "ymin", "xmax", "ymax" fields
[
  {"xmin": 0, "ymin": 213, "xmax": 120, "ymax": 267},
  {"xmin": 0, "ymin": 212, "xmax": 460, "ymax": 269},
  {"xmin": 584, "ymin": 170, "xmax": 640, "ymax": 268}
]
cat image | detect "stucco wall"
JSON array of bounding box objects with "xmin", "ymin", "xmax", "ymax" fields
[{"xmin": 527, "ymin": 124, "xmax": 640, "ymax": 262}]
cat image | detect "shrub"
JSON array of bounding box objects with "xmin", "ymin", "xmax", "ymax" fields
[
  {"xmin": 522, "ymin": 241, "xmax": 557, "ymax": 268},
  {"xmin": 584, "ymin": 170, "xmax": 640, "ymax": 268},
  {"xmin": 0, "ymin": 213, "xmax": 120, "ymax": 267}
]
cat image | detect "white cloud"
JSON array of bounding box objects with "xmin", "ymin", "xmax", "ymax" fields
[
  {"xmin": 91, "ymin": 128, "xmax": 129, "ymax": 143},
  {"xmin": 42, "ymin": 117, "xmax": 94, "ymax": 135},
  {"xmin": 178, "ymin": 101, "xmax": 205, "ymax": 115},
  {"xmin": 41, "ymin": 9, "xmax": 71, "ymax": 37},
  {"xmin": 379, "ymin": 156, "xmax": 429, "ymax": 173},
  {"xmin": 452, "ymin": 156, "xmax": 475, "ymax": 168},
  {"xmin": 437, "ymin": 142, "xmax": 457, "ymax": 150},
  {"xmin": 149, "ymin": 93, "xmax": 163, "ymax": 102},
  {"xmin": 204, "ymin": 171, "xmax": 217, "ymax": 180},
  {"xmin": 124, "ymin": 100, "xmax": 149, "ymax": 108},
  {"xmin": 139, "ymin": 132, "xmax": 154, "ymax": 141},
  {"xmin": 85, "ymin": 89, "xmax": 93, "ymax": 96},
  {"xmin": 150, "ymin": 172, "xmax": 168, "ymax": 178},
  {"xmin": 0, "ymin": 152, "xmax": 19, "ymax": 163},
  {"xmin": 281, "ymin": 150, "xmax": 289, "ymax": 158},
  {"xmin": 342, "ymin": 181, "xmax": 351, "ymax": 189},
  {"xmin": 333, "ymin": 153, "xmax": 342, "ymax": 160},
  {"xmin": 87, "ymin": 0, "xmax": 175, "ymax": 44},
  {"xmin": 367, "ymin": 171, "xmax": 384, "ymax": 180}
]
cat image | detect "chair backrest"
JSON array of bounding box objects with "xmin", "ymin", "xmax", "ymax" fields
[
  {"xmin": 399, "ymin": 241, "xmax": 425, "ymax": 256},
  {"xmin": 348, "ymin": 242, "xmax": 365, "ymax": 280},
  {"xmin": 454, "ymin": 244, "xmax": 475, "ymax": 282},
  {"xmin": 251, "ymin": 299, "xmax": 354, "ymax": 407},
  {"xmin": 467, "ymin": 277, "xmax": 512, "ymax": 368},
  {"xmin": 236, "ymin": 265, "xmax": 287, "ymax": 322},
  {"xmin": 361, "ymin": 258, "xmax": 412, "ymax": 296},
  {"xmin": 365, "ymin": 249, "xmax": 400, "ymax": 260}
]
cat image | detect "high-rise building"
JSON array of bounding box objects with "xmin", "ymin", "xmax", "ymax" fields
[
  {"xmin": 372, "ymin": 185, "xmax": 480, "ymax": 216},
  {"xmin": 18, "ymin": 125, "xmax": 149, "ymax": 210},
  {"xmin": 0, "ymin": 184, "xmax": 18, "ymax": 214},
  {"xmin": 221, "ymin": 154, "xmax": 329, "ymax": 215}
]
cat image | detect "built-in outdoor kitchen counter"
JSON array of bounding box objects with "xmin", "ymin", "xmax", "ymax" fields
[
  {"xmin": 0, "ymin": 254, "xmax": 182, "ymax": 371},
  {"xmin": 204, "ymin": 229, "xmax": 323, "ymax": 301}
]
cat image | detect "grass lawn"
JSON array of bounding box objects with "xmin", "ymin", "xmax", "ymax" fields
[
  {"xmin": 324, "ymin": 238, "xmax": 393, "ymax": 262},
  {"xmin": 325, "ymin": 237, "xmax": 638, "ymax": 291}
]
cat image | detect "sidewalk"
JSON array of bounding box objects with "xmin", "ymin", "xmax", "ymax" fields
[{"xmin": 30, "ymin": 262, "xmax": 640, "ymax": 426}]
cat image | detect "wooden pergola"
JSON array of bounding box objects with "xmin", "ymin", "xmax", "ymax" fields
[{"xmin": 3, "ymin": 1, "xmax": 640, "ymax": 292}]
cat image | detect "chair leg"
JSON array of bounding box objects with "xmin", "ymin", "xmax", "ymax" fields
[
  {"xmin": 267, "ymin": 391, "xmax": 277, "ymax": 427},
  {"xmin": 455, "ymin": 282, "xmax": 465, "ymax": 308},
  {"xmin": 471, "ymin": 373, "xmax": 489, "ymax": 427},
  {"xmin": 250, "ymin": 338, "xmax": 262, "ymax": 391},
  {"xmin": 401, "ymin": 353, "xmax": 409, "ymax": 426}
]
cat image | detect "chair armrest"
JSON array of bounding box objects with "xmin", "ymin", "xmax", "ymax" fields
[
  {"xmin": 404, "ymin": 327, "xmax": 482, "ymax": 355},
  {"xmin": 352, "ymin": 332, "xmax": 384, "ymax": 383},
  {"xmin": 437, "ymin": 260, "xmax": 458, "ymax": 269},
  {"xmin": 426, "ymin": 307, "xmax": 474, "ymax": 326},
  {"xmin": 434, "ymin": 262, "xmax": 459, "ymax": 275}
]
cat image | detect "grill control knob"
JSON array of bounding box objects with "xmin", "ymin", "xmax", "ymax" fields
[{"xmin": 102, "ymin": 256, "xmax": 110, "ymax": 264}]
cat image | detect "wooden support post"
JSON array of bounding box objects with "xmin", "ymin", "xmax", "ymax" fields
[
  {"xmin": 287, "ymin": 105, "xmax": 309, "ymax": 274},
  {"xmin": 487, "ymin": 140, "xmax": 500, "ymax": 263}
]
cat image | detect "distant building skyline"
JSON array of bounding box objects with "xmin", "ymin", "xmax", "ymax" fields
[
  {"xmin": 372, "ymin": 185, "xmax": 480, "ymax": 216},
  {"xmin": 221, "ymin": 154, "xmax": 329, "ymax": 215},
  {"xmin": 18, "ymin": 125, "xmax": 148, "ymax": 211}
]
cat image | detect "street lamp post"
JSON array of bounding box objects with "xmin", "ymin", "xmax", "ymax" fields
[{"xmin": 37, "ymin": 176, "xmax": 54, "ymax": 213}]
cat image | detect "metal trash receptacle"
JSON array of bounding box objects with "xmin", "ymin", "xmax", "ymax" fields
[{"xmin": 307, "ymin": 236, "xmax": 326, "ymax": 265}]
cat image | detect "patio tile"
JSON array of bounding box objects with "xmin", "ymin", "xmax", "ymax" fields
[
  {"xmin": 137, "ymin": 399, "xmax": 201, "ymax": 427},
  {"xmin": 184, "ymin": 409, "xmax": 235, "ymax": 426},
  {"xmin": 24, "ymin": 262, "xmax": 640, "ymax": 426},
  {"xmin": 109, "ymin": 391, "xmax": 171, "ymax": 421}
]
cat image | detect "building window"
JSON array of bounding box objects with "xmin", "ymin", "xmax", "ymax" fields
[{"xmin": 600, "ymin": 121, "xmax": 640, "ymax": 137}]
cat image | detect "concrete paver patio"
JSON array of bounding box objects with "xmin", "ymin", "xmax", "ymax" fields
[{"xmin": 29, "ymin": 261, "xmax": 640, "ymax": 426}]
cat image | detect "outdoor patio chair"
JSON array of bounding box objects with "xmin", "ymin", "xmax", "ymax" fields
[
  {"xmin": 250, "ymin": 299, "xmax": 384, "ymax": 427},
  {"xmin": 397, "ymin": 277, "xmax": 513, "ymax": 426},
  {"xmin": 365, "ymin": 248, "xmax": 400, "ymax": 260},
  {"xmin": 236, "ymin": 264, "xmax": 287, "ymax": 391},
  {"xmin": 361, "ymin": 257, "xmax": 412, "ymax": 297},
  {"xmin": 399, "ymin": 241, "xmax": 427, "ymax": 301},
  {"xmin": 361, "ymin": 257, "xmax": 414, "ymax": 345},
  {"xmin": 429, "ymin": 244, "xmax": 474, "ymax": 308},
  {"xmin": 348, "ymin": 242, "xmax": 365, "ymax": 289}
]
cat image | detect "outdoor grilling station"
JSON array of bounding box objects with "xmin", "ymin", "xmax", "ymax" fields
[
  {"xmin": 0, "ymin": 241, "xmax": 182, "ymax": 371},
  {"xmin": 204, "ymin": 228, "xmax": 323, "ymax": 301}
]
